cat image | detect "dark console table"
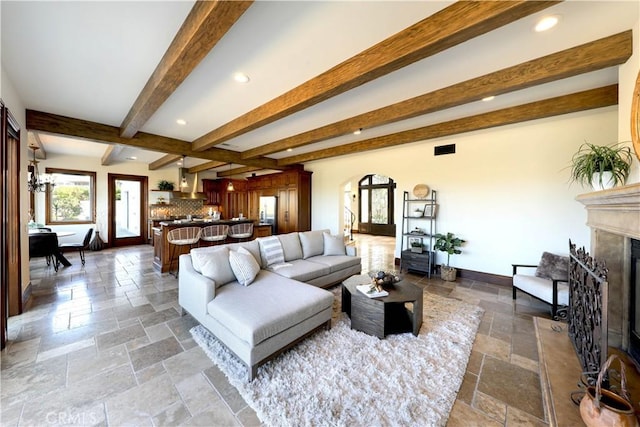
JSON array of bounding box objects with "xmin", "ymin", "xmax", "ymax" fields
[{"xmin": 341, "ymin": 274, "xmax": 423, "ymax": 339}]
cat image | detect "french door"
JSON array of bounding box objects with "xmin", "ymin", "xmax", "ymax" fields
[
  {"xmin": 108, "ymin": 173, "xmax": 148, "ymax": 247},
  {"xmin": 358, "ymin": 174, "xmax": 396, "ymax": 237}
]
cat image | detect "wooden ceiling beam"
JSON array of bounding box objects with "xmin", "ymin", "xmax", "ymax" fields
[
  {"xmin": 119, "ymin": 0, "xmax": 253, "ymax": 138},
  {"xmin": 278, "ymin": 85, "xmax": 618, "ymax": 165},
  {"xmin": 192, "ymin": 0, "xmax": 558, "ymax": 152},
  {"xmin": 243, "ymin": 31, "xmax": 632, "ymax": 159},
  {"xmin": 217, "ymin": 166, "xmax": 261, "ymax": 178},
  {"xmin": 187, "ymin": 160, "xmax": 227, "ymax": 173},
  {"xmin": 148, "ymin": 154, "xmax": 183, "ymax": 170},
  {"xmin": 101, "ymin": 144, "xmax": 125, "ymax": 166},
  {"xmin": 25, "ymin": 110, "xmax": 287, "ymax": 170}
]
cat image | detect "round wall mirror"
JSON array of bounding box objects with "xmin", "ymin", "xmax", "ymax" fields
[{"xmin": 632, "ymin": 69, "xmax": 640, "ymax": 160}]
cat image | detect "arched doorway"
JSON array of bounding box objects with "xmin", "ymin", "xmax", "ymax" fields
[{"xmin": 357, "ymin": 174, "xmax": 396, "ymax": 237}]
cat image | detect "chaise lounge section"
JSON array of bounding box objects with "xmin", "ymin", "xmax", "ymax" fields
[{"xmin": 178, "ymin": 229, "xmax": 361, "ymax": 380}]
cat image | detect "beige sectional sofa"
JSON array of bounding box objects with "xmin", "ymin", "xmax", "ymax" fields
[{"xmin": 178, "ymin": 229, "xmax": 361, "ymax": 380}]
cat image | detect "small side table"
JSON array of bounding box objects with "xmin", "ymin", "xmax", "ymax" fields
[{"xmin": 341, "ymin": 274, "xmax": 423, "ymax": 339}]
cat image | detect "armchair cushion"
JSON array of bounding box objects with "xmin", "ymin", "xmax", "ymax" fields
[
  {"xmin": 535, "ymin": 252, "xmax": 569, "ymax": 281},
  {"xmin": 513, "ymin": 274, "xmax": 569, "ymax": 306}
]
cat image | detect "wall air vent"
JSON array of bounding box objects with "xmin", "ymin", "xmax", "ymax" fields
[{"xmin": 434, "ymin": 144, "xmax": 456, "ymax": 156}]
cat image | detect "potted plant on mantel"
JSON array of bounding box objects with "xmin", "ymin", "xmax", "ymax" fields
[
  {"xmin": 569, "ymin": 142, "xmax": 632, "ymax": 191},
  {"xmin": 434, "ymin": 232, "xmax": 466, "ymax": 282}
]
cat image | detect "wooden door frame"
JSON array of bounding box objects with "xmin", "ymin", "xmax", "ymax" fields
[
  {"xmin": 1, "ymin": 101, "xmax": 22, "ymax": 348},
  {"xmin": 107, "ymin": 173, "xmax": 148, "ymax": 247}
]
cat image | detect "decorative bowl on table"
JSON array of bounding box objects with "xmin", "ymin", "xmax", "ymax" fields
[{"xmin": 368, "ymin": 270, "xmax": 402, "ymax": 291}]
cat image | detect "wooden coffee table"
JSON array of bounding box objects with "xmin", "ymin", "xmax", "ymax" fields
[{"xmin": 341, "ymin": 274, "xmax": 423, "ymax": 339}]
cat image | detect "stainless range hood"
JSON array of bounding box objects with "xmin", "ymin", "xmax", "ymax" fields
[{"xmin": 173, "ymin": 168, "xmax": 206, "ymax": 200}]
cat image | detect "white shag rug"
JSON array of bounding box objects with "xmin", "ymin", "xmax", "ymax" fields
[{"xmin": 190, "ymin": 290, "xmax": 483, "ymax": 427}]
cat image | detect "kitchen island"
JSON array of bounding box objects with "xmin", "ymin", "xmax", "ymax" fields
[{"xmin": 152, "ymin": 219, "xmax": 271, "ymax": 273}]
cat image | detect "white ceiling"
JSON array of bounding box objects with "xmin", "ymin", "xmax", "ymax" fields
[{"xmin": 2, "ymin": 1, "xmax": 639, "ymax": 172}]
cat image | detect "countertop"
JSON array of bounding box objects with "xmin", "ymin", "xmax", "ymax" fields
[{"xmin": 157, "ymin": 218, "xmax": 255, "ymax": 227}]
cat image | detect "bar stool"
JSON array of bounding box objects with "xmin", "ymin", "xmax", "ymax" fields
[
  {"xmin": 200, "ymin": 224, "xmax": 229, "ymax": 246},
  {"xmin": 228, "ymin": 223, "xmax": 254, "ymax": 242},
  {"xmin": 167, "ymin": 227, "xmax": 202, "ymax": 277}
]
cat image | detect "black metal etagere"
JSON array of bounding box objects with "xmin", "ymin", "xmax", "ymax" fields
[{"xmin": 400, "ymin": 190, "xmax": 437, "ymax": 277}]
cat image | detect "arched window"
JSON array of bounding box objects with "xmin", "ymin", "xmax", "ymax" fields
[{"xmin": 358, "ymin": 174, "xmax": 396, "ymax": 236}]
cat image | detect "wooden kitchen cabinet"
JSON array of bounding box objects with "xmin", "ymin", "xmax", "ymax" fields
[
  {"xmin": 248, "ymin": 169, "xmax": 311, "ymax": 234},
  {"xmin": 153, "ymin": 228, "xmax": 162, "ymax": 266},
  {"xmin": 202, "ymin": 179, "xmax": 221, "ymax": 206},
  {"xmin": 278, "ymin": 187, "xmax": 299, "ymax": 234}
]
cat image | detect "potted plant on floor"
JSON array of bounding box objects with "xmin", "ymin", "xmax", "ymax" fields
[
  {"xmin": 434, "ymin": 232, "xmax": 465, "ymax": 281},
  {"xmin": 569, "ymin": 142, "xmax": 632, "ymax": 191}
]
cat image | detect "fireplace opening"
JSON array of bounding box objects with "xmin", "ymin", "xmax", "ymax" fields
[{"xmin": 629, "ymin": 239, "xmax": 640, "ymax": 366}]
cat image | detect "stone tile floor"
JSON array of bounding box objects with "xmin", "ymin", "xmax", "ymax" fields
[{"xmin": 2, "ymin": 235, "xmax": 555, "ymax": 426}]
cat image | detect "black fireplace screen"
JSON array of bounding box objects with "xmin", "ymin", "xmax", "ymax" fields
[{"xmin": 567, "ymin": 240, "xmax": 609, "ymax": 384}]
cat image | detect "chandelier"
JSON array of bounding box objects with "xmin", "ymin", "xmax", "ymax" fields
[{"xmin": 27, "ymin": 146, "xmax": 54, "ymax": 192}]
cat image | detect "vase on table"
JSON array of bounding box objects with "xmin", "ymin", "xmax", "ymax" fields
[{"xmin": 89, "ymin": 231, "xmax": 105, "ymax": 251}]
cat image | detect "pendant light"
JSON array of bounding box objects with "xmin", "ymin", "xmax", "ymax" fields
[
  {"xmin": 180, "ymin": 156, "xmax": 188, "ymax": 189},
  {"xmin": 27, "ymin": 146, "xmax": 54, "ymax": 192},
  {"xmin": 226, "ymin": 163, "xmax": 234, "ymax": 192}
]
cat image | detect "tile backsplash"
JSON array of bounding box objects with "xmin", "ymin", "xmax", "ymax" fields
[{"xmin": 150, "ymin": 199, "xmax": 210, "ymax": 219}]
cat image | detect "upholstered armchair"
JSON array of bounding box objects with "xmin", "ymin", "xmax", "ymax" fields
[{"xmin": 512, "ymin": 252, "xmax": 570, "ymax": 320}]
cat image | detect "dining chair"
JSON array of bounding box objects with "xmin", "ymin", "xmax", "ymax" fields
[
  {"xmin": 29, "ymin": 232, "xmax": 61, "ymax": 271},
  {"xmin": 59, "ymin": 228, "xmax": 93, "ymax": 266}
]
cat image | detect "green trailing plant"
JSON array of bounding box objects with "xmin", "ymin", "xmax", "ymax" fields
[
  {"xmin": 433, "ymin": 232, "xmax": 465, "ymax": 268},
  {"xmin": 570, "ymin": 142, "xmax": 632, "ymax": 188},
  {"xmin": 157, "ymin": 180, "xmax": 175, "ymax": 191}
]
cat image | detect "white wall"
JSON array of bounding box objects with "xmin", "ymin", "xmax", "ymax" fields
[
  {"xmin": 619, "ymin": 19, "xmax": 640, "ymax": 182},
  {"xmin": 307, "ymin": 107, "xmax": 619, "ymax": 277}
]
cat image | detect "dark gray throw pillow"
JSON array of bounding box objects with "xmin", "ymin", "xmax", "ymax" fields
[{"xmin": 535, "ymin": 252, "xmax": 569, "ymax": 281}]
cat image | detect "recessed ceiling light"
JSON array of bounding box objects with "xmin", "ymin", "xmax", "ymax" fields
[
  {"xmin": 233, "ymin": 73, "xmax": 250, "ymax": 83},
  {"xmin": 126, "ymin": 156, "xmax": 137, "ymax": 160},
  {"xmin": 535, "ymin": 15, "xmax": 559, "ymax": 32},
  {"xmin": 286, "ymin": 148, "xmax": 293, "ymax": 152},
  {"xmin": 353, "ymin": 128, "xmax": 362, "ymax": 135},
  {"xmin": 176, "ymin": 119, "xmax": 187, "ymax": 126},
  {"xmin": 482, "ymin": 96, "xmax": 495, "ymax": 102}
]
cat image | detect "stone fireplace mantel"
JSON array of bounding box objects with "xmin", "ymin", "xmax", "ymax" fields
[
  {"xmin": 576, "ymin": 182, "xmax": 640, "ymax": 349},
  {"xmin": 576, "ymin": 183, "xmax": 640, "ymax": 240}
]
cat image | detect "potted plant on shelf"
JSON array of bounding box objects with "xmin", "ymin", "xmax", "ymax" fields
[
  {"xmin": 157, "ymin": 180, "xmax": 175, "ymax": 191},
  {"xmin": 569, "ymin": 142, "xmax": 632, "ymax": 191},
  {"xmin": 410, "ymin": 238, "xmax": 423, "ymax": 253},
  {"xmin": 434, "ymin": 232, "xmax": 465, "ymax": 282}
]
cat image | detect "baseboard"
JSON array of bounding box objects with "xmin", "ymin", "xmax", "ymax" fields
[{"xmin": 393, "ymin": 257, "xmax": 511, "ymax": 287}]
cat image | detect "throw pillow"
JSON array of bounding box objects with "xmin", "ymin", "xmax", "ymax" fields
[
  {"xmin": 258, "ymin": 236, "xmax": 285, "ymax": 267},
  {"xmin": 277, "ymin": 232, "xmax": 303, "ymax": 261},
  {"xmin": 299, "ymin": 229, "xmax": 328, "ymax": 259},
  {"xmin": 229, "ymin": 246, "xmax": 261, "ymax": 286},
  {"xmin": 323, "ymin": 232, "xmax": 346, "ymax": 256},
  {"xmin": 191, "ymin": 247, "xmax": 235, "ymax": 288},
  {"xmin": 535, "ymin": 252, "xmax": 569, "ymax": 281}
]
